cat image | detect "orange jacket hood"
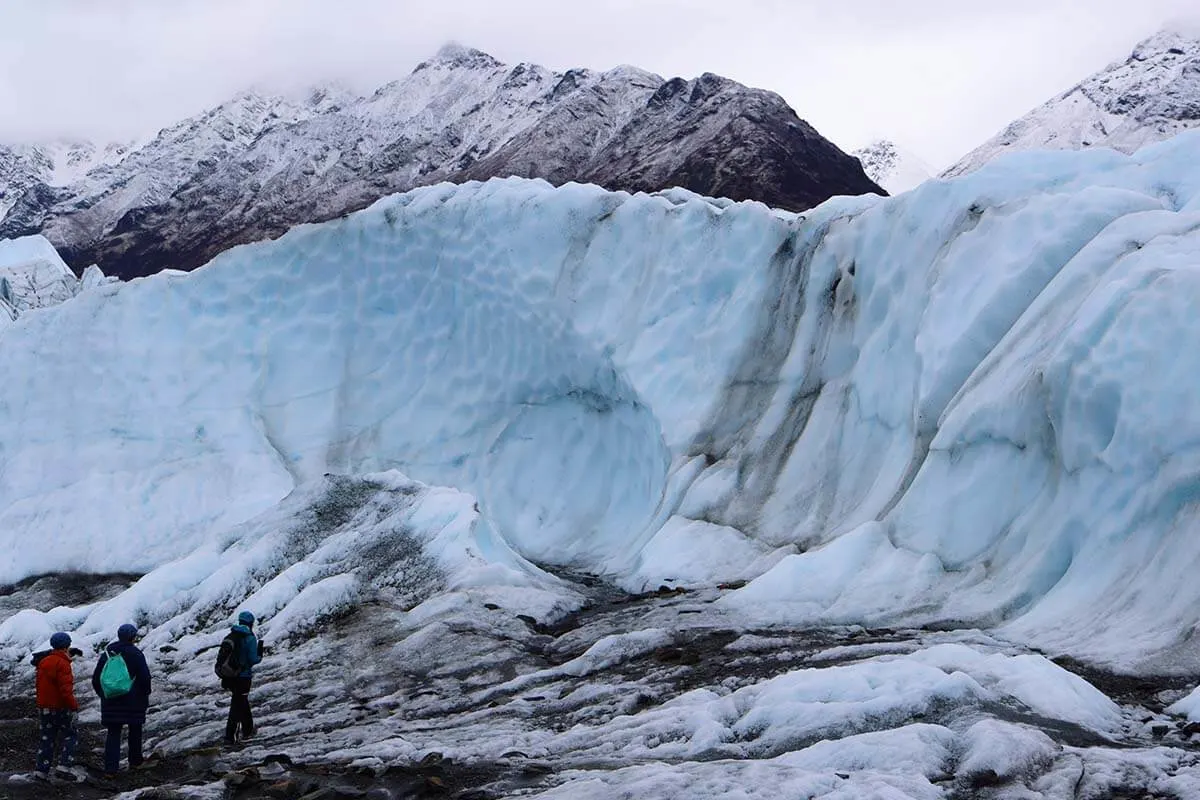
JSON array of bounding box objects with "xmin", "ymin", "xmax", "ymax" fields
[{"xmin": 36, "ymin": 649, "xmax": 79, "ymax": 711}]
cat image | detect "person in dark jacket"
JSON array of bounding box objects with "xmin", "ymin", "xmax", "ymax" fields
[
  {"xmin": 34, "ymin": 632, "xmax": 80, "ymax": 780},
  {"xmin": 91, "ymin": 624, "xmax": 152, "ymax": 775},
  {"xmin": 220, "ymin": 610, "xmax": 263, "ymax": 745}
]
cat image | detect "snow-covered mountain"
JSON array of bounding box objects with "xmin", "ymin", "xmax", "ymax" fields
[
  {"xmin": 852, "ymin": 139, "xmax": 936, "ymax": 193},
  {"xmin": 0, "ymin": 45, "xmax": 881, "ymax": 279},
  {"xmin": 945, "ymin": 28, "xmax": 1200, "ymax": 178},
  {"xmin": 0, "ymin": 140, "xmax": 132, "ymax": 218}
]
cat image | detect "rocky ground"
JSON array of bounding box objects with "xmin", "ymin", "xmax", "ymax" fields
[{"xmin": 4, "ymin": 572, "xmax": 1200, "ymax": 799}]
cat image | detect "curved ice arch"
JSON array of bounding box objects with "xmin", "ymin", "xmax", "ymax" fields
[{"xmin": 0, "ymin": 179, "xmax": 796, "ymax": 581}]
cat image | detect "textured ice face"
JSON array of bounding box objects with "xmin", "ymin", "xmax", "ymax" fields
[
  {"xmin": 0, "ymin": 234, "xmax": 78, "ymax": 313},
  {"xmin": 2, "ymin": 178, "xmax": 802, "ymax": 579},
  {"xmin": 4, "ymin": 131, "xmax": 1200, "ymax": 669},
  {"xmin": 721, "ymin": 131, "xmax": 1200, "ymax": 668}
]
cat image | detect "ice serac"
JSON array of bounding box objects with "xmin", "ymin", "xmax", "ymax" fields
[
  {"xmin": 0, "ymin": 234, "xmax": 79, "ymax": 313},
  {"xmin": 2, "ymin": 132, "xmax": 1200, "ymax": 669},
  {"xmin": 945, "ymin": 28, "xmax": 1200, "ymax": 178}
]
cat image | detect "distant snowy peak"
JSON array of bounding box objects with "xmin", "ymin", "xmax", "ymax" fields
[
  {"xmin": 26, "ymin": 140, "xmax": 134, "ymax": 186},
  {"xmin": 141, "ymin": 88, "xmax": 328, "ymax": 155},
  {"xmin": 0, "ymin": 139, "xmax": 131, "ymax": 222},
  {"xmin": 0, "ymin": 46, "xmax": 880, "ymax": 279},
  {"xmin": 945, "ymin": 28, "xmax": 1200, "ymax": 177},
  {"xmin": 421, "ymin": 42, "xmax": 505, "ymax": 70},
  {"xmin": 852, "ymin": 140, "xmax": 936, "ymax": 193}
]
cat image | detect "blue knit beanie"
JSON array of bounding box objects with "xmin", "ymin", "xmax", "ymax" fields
[
  {"xmin": 117, "ymin": 624, "xmax": 138, "ymax": 642},
  {"xmin": 49, "ymin": 632, "xmax": 71, "ymax": 650},
  {"xmin": 237, "ymin": 611, "xmax": 255, "ymax": 626}
]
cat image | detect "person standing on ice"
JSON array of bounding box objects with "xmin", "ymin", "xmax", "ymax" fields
[
  {"xmin": 33, "ymin": 632, "xmax": 81, "ymax": 780},
  {"xmin": 217, "ymin": 610, "xmax": 263, "ymax": 746},
  {"xmin": 91, "ymin": 623, "xmax": 153, "ymax": 776}
]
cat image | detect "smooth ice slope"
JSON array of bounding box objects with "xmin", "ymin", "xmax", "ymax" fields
[{"xmin": 3, "ymin": 132, "xmax": 1200, "ymax": 668}]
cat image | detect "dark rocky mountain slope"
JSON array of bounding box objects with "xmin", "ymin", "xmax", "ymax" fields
[{"xmin": 0, "ymin": 45, "xmax": 882, "ymax": 278}]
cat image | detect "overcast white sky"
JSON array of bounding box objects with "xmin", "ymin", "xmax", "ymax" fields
[{"xmin": 1, "ymin": 0, "xmax": 1198, "ymax": 168}]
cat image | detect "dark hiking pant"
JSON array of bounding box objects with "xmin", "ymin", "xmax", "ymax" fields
[
  {"xmin": 36, "ymin": 709, "xmax": 77, "ymax": 773},
  {"xmin": 225, "ymin": 677, "xmax": 254, "ymax": 741},
  {"xmin": 104, "ymin": 722, "xmax": 144, "ymax": 773}
]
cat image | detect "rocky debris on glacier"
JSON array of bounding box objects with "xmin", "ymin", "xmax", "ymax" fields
[
  {"xmin": 945, "ymin": 26, "xmax": 1200, "ymax": 178},
  {"xmin": 0, "ymin": 45, "xmax": 881, "ymax": 280},
  {"xmin": 4, "ymin": 530, "xmax": 1200, "ymax": 798}
]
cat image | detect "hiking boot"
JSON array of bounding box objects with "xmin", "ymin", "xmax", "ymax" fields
[
  {"xmin": 54, "ymin": 766, "xmax": 86, "ymax": 783},
  {"xmin": 32, "ymin": 770, "xmax": 50, "ymax": 782}
]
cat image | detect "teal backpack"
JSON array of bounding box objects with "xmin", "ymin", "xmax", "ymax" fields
[{"xmin": 99, "ymin": 650, "xmax": 134, "ymax": 699}]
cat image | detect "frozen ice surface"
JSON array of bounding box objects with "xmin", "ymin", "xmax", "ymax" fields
[
  {"xmin": 0, "ymin": 471, "xmax": 575, "ymax": 663},
  {"xmin": 7, "ymin": 538, "xmax": 1156, "ymax": 798},
  {"xmin": 3, "ymin": 130, "xmax": 1200, "ymax": 681},
  {"xmin": 1167, "ymin": 685, "xmax": 1200, "ymax": 721},
  {"xmin": 0, "ymin": 488, "xmax": 1190, "ymax": 797},
  {"xmin": 621, "ymin": 515, "xmax": 791, "ymax": 591}
]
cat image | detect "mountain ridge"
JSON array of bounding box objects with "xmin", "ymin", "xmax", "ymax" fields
[
  {"xmin": 944, "ymin": 28, "xmax": 1200, "ymax": 178},
  {"xmin": 0, "ymin": 46, "xmax": 882, "ymax": 278}
]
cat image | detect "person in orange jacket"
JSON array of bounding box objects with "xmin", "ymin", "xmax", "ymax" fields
[{"xmin": 33, "ymin": 632, "xmax": 80, "ymax": 779}]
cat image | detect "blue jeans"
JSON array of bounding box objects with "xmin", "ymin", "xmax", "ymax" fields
[
  {"xmin": 104, "ymin": 723, "xmax": 144, "ymax": 773},
  {"xmin": 36, "ymin": 709, "xmax": 77, "ymax": 773}
]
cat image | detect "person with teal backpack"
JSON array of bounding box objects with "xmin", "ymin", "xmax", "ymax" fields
[
  {"xmin": 218, "ymin": 611, "xmax": 264, "ymax": 746},
  {"xmin": 91, "ymin": 624, "xmax": 152, "ymax": 777}
]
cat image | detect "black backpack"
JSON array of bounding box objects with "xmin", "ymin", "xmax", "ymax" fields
[
  {"xmin": 31, "ymin": 647, "xmax": 81, "ymax": 667},
  {"xmin": 214, "ymin": 634, "xmax": 241, "ymax": 680}
]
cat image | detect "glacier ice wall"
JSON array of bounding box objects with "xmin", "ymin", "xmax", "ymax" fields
[
  {"xmin": 0, "ymin": 179, "xmax": 795, "ymax": 580},
  {"xmin": 721, "ymin": 133, "xmax": 1200, "ymax": 668},
  {"xmin": 3, "ymin": 132, "xmax": 1200, "ymax": 666}
]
